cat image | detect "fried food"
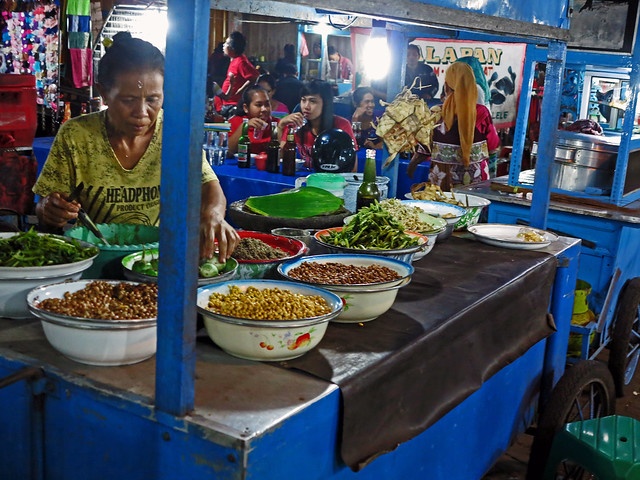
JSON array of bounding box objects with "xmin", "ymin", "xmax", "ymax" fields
[
  {"xmin": 410, "ymin": 182, "xmax": 464, "ymax": 206},
  {"xmin": 517, "ymin": 228, "xmax": 545, "ymax": 243}
]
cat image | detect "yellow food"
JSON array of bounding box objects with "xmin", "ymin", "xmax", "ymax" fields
[
  {"xmin": 207, "ymin": 285, "xmax": 331, "ymax": 320},
  {"xmin": 517, "ymin": 228, "xmax": 545, "ymax": 242},
  {"xmin": 410, "ymin": 182, "xmax": 465, "ymax": 206}
]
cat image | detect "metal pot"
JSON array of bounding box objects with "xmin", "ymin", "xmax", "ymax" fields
[{"xmin": 533, "ymin": 132, "xmax": 619, "ymax": 194}]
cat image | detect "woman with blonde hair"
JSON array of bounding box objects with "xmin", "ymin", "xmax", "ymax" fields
[{"xmin": 421, "ymin": 62, "xmax": 499, "ymax": 189}]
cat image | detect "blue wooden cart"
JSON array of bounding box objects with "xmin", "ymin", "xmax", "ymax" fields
[{"xmin": 0, "ymin": 0, "xmax": 620, "ymax": 479}]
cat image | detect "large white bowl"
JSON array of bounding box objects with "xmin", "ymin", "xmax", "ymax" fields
[
  {"xmin": 27, "ymin": 280, "xmax": 157, "ymax": 366},
  {"xmin": 313, "ymin": 227, "xmax": 429, "ymax": 264},
  {"xmin": 278, "ymin": 254, "xmax": 413, "ymax": 323},
  {"xmin": 0, "ymin": 233, "xmax": 98, "ymax": 319},
  {"xmin": 197, "ymin": 279, "xmax": 343, "ymax": 361},
  {"xmin": 400, "ymin": 200, "xmax": 466, "ymax": 242},
  {"xmin": 405, "ymin": 192, "xmax": 491, "ymax": 231}
]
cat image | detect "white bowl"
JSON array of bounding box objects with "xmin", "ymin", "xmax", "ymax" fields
[
  {"xmin": 27, "ymin": 280, "xmax": 157, "ymax": 366},
  {"xmin": 313, "ymin": 227, "xmax": 429, "ymax": 264},
  {"xmin": 121, "ymin": 248, "xmax": 238, "ymax": 286},
  {"xmin": 197, "ymin": 280, "xmax": 343, "ymax": 361},
  {"xmin": 278, "ymin": 254, "xmax": 413, "ymax": 323},
  {"xmin": 405, "ymin": 192, "xmax": 491, "ymax": 231},
  {"xmin": 0, "ymin": 233, "xmax": 98, "ymax": 319},
  {"xmin": 400, "ymin": 200, "xmax": 466, "ymax": 242}
]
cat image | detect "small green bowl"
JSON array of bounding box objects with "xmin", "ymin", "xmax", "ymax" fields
[
  {"xmin": 121, "ymin": 248, "xmax": 238, "ymax": 286},
  {"xmin": 66, "ymin": 224, "xmax": 159, "ymax": 279}
]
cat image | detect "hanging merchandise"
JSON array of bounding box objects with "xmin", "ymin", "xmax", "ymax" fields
[{"xmin": 0, "ymin": 1, "xmax": 59, "ymax": 109}]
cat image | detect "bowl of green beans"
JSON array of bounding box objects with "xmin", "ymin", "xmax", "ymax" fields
[
  {"xmin": 0, "ymin": 230, "xmax": 99, "ymax": 319},
  {"xmin": 314, "ymin": 203, "xmax": 429, "ymax": 263}
]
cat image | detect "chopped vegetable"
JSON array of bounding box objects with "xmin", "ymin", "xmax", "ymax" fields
[
  {"xmin": 199, "ymin": 257, "xmax": 227, "ymax": 278},
  {"xmin": 0, "ymin": 228, "xmax": 98, "ymax": 267},
  {"xmin": 320, "ymin": 203, "xmax": 421, "ymax": 250}
]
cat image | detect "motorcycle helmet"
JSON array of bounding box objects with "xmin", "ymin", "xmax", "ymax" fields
[{"xmin": 311, "ymin": 128, "xmax": 356, "ymax": 173}]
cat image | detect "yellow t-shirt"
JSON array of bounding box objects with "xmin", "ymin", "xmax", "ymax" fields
[{"xmin": 33, "ymin": 109, "xmax": 217, "ymax": 226}]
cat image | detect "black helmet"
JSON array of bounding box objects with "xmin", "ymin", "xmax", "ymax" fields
[{"xmin": 311, "ymin": 128, "xmax": 356, "ymax": 173}]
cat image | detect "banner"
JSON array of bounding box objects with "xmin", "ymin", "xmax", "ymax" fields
[{"xmin": 412, "ymin": 39, "xmax": 526, "ymax": 129}]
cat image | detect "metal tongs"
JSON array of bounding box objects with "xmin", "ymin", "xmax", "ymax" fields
[{"xmin": 67, "ymin": 183, "xmax": 110, "ymax": 246}]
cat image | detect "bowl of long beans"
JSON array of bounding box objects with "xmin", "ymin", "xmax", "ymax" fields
[
  {"xmin": 313, "ymin": 203, "xmax": 429, "ymax": 264},
  {"xmin": 0, "ymin": 230, "xmax": 98, "ymax": 319}
]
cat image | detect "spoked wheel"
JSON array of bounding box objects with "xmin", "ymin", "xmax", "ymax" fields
[
  {"xmin": 608, "ymin": 277, "xmax": 640, "ymax": 397},
  {"xmin": 525, "ymin": 360, "xmax": 616, "ymax": 480}
]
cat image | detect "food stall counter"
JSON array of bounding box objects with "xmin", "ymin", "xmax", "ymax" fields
[{"xmin": 0, "ymin": 235, "xmax": 581, "ymax": 479}]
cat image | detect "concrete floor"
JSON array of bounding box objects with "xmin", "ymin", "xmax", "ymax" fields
[{"xmin": 482, "ymin": 357, "xmax": 640, "ymax": 479}]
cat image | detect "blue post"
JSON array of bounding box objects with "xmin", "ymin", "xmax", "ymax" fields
[
  {"xmin": 530, "ymin": 41, "xmax": 566, "ymax": 230},
  {"xmin": 155, "ymin": 0, "xmax": 210, "ymax": 415}
]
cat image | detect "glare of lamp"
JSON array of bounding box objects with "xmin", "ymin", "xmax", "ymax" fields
[
  {"xmin": 136, "ymin": 9, "xmax": 168, "ymax": 52},
  {"xmin": 363, "ymin": 27, "xmax": 389, "ymax": 80}
]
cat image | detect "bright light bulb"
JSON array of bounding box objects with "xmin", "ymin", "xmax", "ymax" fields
[{"xmin": 363, "ymin": 31, "xmax": 389, "ymax": 80}]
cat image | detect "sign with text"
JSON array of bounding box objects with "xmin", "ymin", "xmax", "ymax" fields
[{"xmin": 413, "ymin": 39, "xmax": 526, "ymax": 128}]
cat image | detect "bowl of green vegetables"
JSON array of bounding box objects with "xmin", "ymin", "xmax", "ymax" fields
[
  {"xmin": 0, "ymin": 230, "xmax": 99, "ymax": 319},
  {"xmin": 121, "ymin": 248, "xmax": 238, "ymax": 285},
  {"xmin": 314, "ymin": 203, "xmax": 429, "ymax": 264}
]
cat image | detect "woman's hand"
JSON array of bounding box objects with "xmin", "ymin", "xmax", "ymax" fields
[
  {"xmin": 407, "ymin": 150, "xmax": 429, "ymax": 178},
  {"xmin": 35, "ymin": 192, "xmax": 80, "ymax": 228},
  {"xmin": 200, "ymin": 181, "xmax": 240, "ymax": 261},
  {"xmin": 277, "ymin": 112, "xmax": 305, "ymax": 136},
  {"xmin": 247, "ymin": 117, "xmax": 268, "ymax": 132}
]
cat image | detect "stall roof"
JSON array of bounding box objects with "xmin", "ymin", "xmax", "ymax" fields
[{"xmin": 210, "ymin": 0, "xmax": 571, "ymax": 42}]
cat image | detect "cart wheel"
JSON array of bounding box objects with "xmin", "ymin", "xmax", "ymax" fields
[
  {"xmin": 525, "ymin": 360, "xmax": 616, "ymax": 480},
  {"xmin": 608, "ymin": 277, "xmax": 640, "ymax": 397}
]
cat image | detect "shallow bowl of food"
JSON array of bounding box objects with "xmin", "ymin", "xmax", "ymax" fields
[
  {"xmin": 313, "ymin": 227, "xmax": 429, "ymax": 264},
  {"xmin": 197, "ymin": 279, "xmax": 343, "ymax": 361},
  {"xmin": 400, "ymin": 200, "xmax": 466, "ymax": 242},
  {"xmin": 27, "ymin": 280, "xmax": 158, "ymax": 366},
  {"xmin": 66, "ymin": 224, "xmax": 160, "ymax": 279},
  {"xmin": 121, "ymin": 248, "xmax": 238, "ymax": 286},
  {"xmin": 233, "ymin": 231, "xmax": 307, "ymax": 279},
  {"xmin": 405, "ymin": 191, "xmax": 491, "ymax": 230},
  {"xmin": 278, "ymin": 254, "xmax": 413, "ymax": 323},
  {"xmin": 0, "ymin": 231, "xmax": 98, "ymax": 319}
]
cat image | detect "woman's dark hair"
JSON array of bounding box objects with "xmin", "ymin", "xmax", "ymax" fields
[
  {"xmin": 352, "ymin": 86, "xmax": 374, "ymax": 107},
  {"xmin": 237, "ymin": 84, "xmax": 268, "ymax": 112},
  {"xmin": 283, "ymin": 44, "xmax": 295, "ymax": 58},
  {"xmin": 407, "ymin": 43, "xmax": 422, "ymax": 58},
  {"xmin": 256, "ymin": 74, "xmax": 276, "ymax": 91},
  {"xmin": 227, "ymin": 31, "xmax": 247, "ymax": 55},
  {"xmin": 98, "ymin": 32, "xmax": 164, "ymax": 91},
  {"xmin": 300, "ymin": 80, "xmax": 334, "ymax": 134}
]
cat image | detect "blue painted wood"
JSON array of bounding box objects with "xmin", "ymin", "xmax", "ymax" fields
[
  {"xmin": 155, "ymin": 0, "xmax": 211, "ymax": 415},
  {"xmin": 530, "ymin": 41, "xmax": 566, "ymax": 230},
  {"xmin": 406, "ymin": 0, "xmax": 568, "ymax": 26}
]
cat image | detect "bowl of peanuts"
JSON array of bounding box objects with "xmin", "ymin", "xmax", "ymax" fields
[
  {"xmin": 27, "ymin": 280, "xmax": 158, "ymax": 366},
  {"xmin": 196, "ymin": 279, "xmax": 343, "ymax": 361},
  {"xmin": 232, "ymin": 231, "xmax": 308, "ymax": 279},
  {"xmin": 278, "ymin": 254, "xmax": 413, "ymax": 323}
]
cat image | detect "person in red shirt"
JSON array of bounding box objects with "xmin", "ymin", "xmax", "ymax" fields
[
  {"xmin": 278, "ymin": 80, "xmax": 357, "ymax": 171},
  {"xmin": 214, "ymin": 31, "xmax": 259, "ymax": 116},
  {"xmin": 227, "ymin": 85, "xmax": 280, "ymax": 156},
  {"xmin": 328, "ymin": 45, "xmax": 353, "ymax": 81}
]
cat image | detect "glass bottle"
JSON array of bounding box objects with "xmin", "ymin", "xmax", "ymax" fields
[
  {"xmin": 356, "ymin": 149, "xmax": 380, "ymax": 211},
  {"xmin": 237, "ymin": 118, "xmax": 250, "ymax": 169},
  {"xmin": 281, "ymin": 127, "xmax": 297, "ymax": 176},
  {"xmin": 266, "ymin": 121, "xmax": 280, "ymax": 173}
]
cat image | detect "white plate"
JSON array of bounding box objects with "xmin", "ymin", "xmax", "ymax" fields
[{"xmin": 467, "ymin": 224, "xmax": 559, "ymax": 250}]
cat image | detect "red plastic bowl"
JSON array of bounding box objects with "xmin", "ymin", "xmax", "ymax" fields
[{"xmin": 233, "ymin": 231, "xmax": 307, "ymax": 279}]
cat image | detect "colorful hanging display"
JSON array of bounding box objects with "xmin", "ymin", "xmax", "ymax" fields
[{"xmin": 1, "ymin": 1, "xmax": 59, "ymax": 109}]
